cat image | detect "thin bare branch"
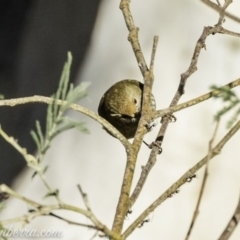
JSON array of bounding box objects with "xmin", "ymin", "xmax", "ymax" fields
[
  {"xmin": 216, "ymin": 0, "xmax": 233, "ymax": 26},
  {"xmin": 119, "ymin": 0, "xmax": 148, "ymax": 75},
  {"xmin": 89, "ymin": 231, "xmax": 99, "ymax": 240},
  {"xmin": 77, "ymin": 184, "xmax": 91, "ymax": 211},
  {"xmin": 0, "ymin": 96, "xmax": 130, "ymax": 148},
  {"xmin": 48, "ymin": 212, "xmax": 97, "ymax": 230},
  {"xmin": 185, "ymin": 120, "xmax": 220, "ymax": 240},
  {"xmin": 218, "ymin": 193, "xmax": 240, "ymax": 240},
  {"xmin": 201, "ymin": 0, "xmax": 240, "ymax": 24},
  {"xmin": 154, "ymin": 78, "xmax": 240, "ymax": 119},
  {"xmin": 0, "ymin": 184, "xmax": 123, "ymax": 240},
  {"xmin": 123, "ymin": 120, "xmax": 240, "ymax": 238},
  {"xmin": 150, "ymin": 36, "xmax": 159, "ymax": 71},
  {"xmin": 0, "ymin": 184, "xmax": 42, "ymax": 209}
]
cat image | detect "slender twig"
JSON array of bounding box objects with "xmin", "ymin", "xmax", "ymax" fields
[
  {"xmin": 47, "ymin": 212, "xmax": 97, "ymax": 230},
  {"xmin": 0, "ymin": 184, "xmax": 42, "ymax": 209},
  {"xmin": 0, "ymin": 184, "xmax": 123, "ymax": 240},
  {"xmin": 0, "ymin": 96, "xmax": 130, "ymax": 148},
  {"xmin": 77, "ymin": 184, "xmax": 91, "ymax": 211},
  {"xmin": 154, "ymin": 78, "xmax": 240, "ymax": 119},
  {"xmin": 123, "ymin": 120, "xmax": 240, "ymax": 238},
  {"xmin": 218, "ymin": 191, "xmax": 240, "ymax": 240},
  {"xmin": 0, "ymin": 209, "xmax": 57, "ymax": 226},
  {"xmin": 185, "ymin": 120, "xmax": 220, "ymax": 240},
  {"xmin": 62, "ymin": 203, "xmax": 123, "ymax": 240},
  {"xmin": 217, "ymin": 26, "xmax": 240, "ymax": 38},
  {"xmin": 216, "ymin": 0, "xmax": 233, "ymax": 26},
  {"xmin": 201, "ymin": 0, "xmax": 240, "ymax": 23},
  {"xmin": 119, "ymin": 0, "xmax": 148, "ymax": 76},
  {"xmin": 89, "ymin": 231, "xmax": 99, "ymax": 240},
  {"xmin": 150, "ymin": 36, "xmax": 159, "ymax": 71},
  {"xmin": 0, "ymin": 127, "xmax": 62, "ymax": 204}
]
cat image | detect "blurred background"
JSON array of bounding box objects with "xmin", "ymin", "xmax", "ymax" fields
[{"xmin": 0, "ymin": 0, "xmax": 240, "ymax": 239}]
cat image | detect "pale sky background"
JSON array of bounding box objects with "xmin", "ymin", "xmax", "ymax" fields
[{"xmin": 1, "ymin": 0, "xmax": 240, "ymax": 240}]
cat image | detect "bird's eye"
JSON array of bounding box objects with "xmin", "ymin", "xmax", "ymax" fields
[{"xmin": 133, "ymin": 98, "xmax": 137, "ymax": 104}]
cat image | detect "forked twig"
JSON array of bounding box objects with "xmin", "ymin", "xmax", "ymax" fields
[{"xmin": 201, "ymin": 0, "xmax": 240, "ymax": 24}]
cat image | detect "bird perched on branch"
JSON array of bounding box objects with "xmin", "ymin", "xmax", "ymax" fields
[{"xmin": 98, "ymin": 79, "xmax": 156, "ymax": 139}]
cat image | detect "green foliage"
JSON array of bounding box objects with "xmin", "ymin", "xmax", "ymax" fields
[
  {"xmin": 0, "ymin": 94, "xmax": 4, "ymax": 100},
  {"xmin": 31, "ymin": 52, "xmax": 90, "ymax": 165},
  {"xmin": 211, "ymin": 85, "xmax": 240, "ymax": 127}
]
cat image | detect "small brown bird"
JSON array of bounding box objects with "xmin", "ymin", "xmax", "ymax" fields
[{"xmin": 98, "ymin": 79, "xmax": 156, "ymax": 139}]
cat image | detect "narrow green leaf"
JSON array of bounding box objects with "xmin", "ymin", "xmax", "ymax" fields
[
  {"xmin": 63, "ymin": 117, "xmax": 89, "ymax": 133},
  {"xmin": 30, "ymin": 130, "xmax": 41, "ymax": 151},
  {"xmin": 46, "ymin": 102, "xmax": 53, "ymax": 136},
  {"xmin": 41, "ymin": 142, "xmax": 51, "ymax": 155},
  {"xmin": 61, "ymin": 52, "xmax": 72, "ymax": 101},
  {"xmin": 50, "ymin": 123, "xmax": 74, "ymax": 139},
  {"xmin": 62, "ymin": 82, "xmax": 91, "ymax": 112},
  {"xmin": 36, "ymin": 121, "xmax": 44, "ymax": 149}
]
